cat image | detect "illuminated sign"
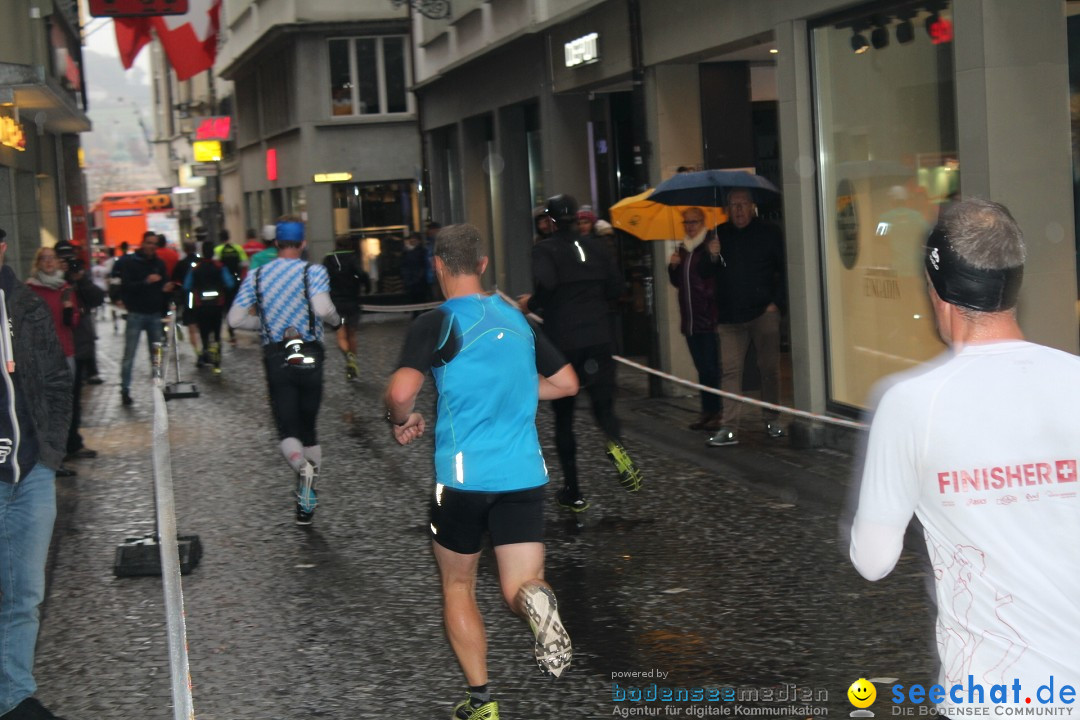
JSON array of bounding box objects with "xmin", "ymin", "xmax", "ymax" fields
[
  {"xmin": 0, "ymin": 116, "xmax": 27, "ymax": 152},
  {"xmin": 192, "ymin": 140, "xmax": 222, "ymax": 163},
  {"xmin": 928, "ymin": 17, "xmax": 954, "ymax": 44},
  {"xmin": 195, "ymin": 116, "xmax": 232, "ymax": 141},
  {"xmin": 266, "ymin": 149, "xmax": 278, "ymax": 181},
  {"xmin": 313, "ymin": 173, "xmax": 353, "ymax": 183},
  {"xmin": 564, "ymin": 32, "xmax": 599, "ymax": 68}
]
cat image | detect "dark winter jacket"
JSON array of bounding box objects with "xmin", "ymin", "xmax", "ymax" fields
[
  {"xmin": 526, "ymin": 228, "xmax": 624, "ymax": 351},
  {"xmin": 0, "ymin": 264, "xmax": 73, "ymax": 478},
  {"xmin": 72, "ymin": 274, "xmax": 105, "ymax": 360},
  {"xmin": 706, "ymin": 218, "xmax": 787, "ymax": 324},
  {"xmin": 400, "ymin": 245, "xmax": 429, "ymax": 293},
  {"xmin": 668, "ymin": 232, "xmax": 718, "ymax": 336},
  {"xmin": 113, "ymin": 251, "xmax": 168, "ymax": 315}
]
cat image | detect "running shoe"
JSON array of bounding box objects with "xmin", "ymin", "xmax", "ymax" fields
[
  {"xmin": 345, "ymin": 352, "xmax": 359, "ymax": 380},
  {"xmin": 295, "ymin": 462, "xmax": 318, "ymax": 526},
  {"xmin": 765, "ymin": 422, "xmax": 786, "ymax": 439},
  {"xmin": 556, "ymin": 487, "xmax": 590, "ymax": 513},
  {"xmin": 519, "ymin": 583, "xmax": 572, "ymax": 678},
  {"xmin": 451, "ymin": 698, "xmax": 499, "ymax": 720},
  {"xmin": 605, "ymin": 441, "xmax": 642, "ymax": 492},
  {"xmin": 208, "ymin": 342, "xmax": 221, "ymax": 368},
  {"xmin": 706, "ymin": 427, "xmax": 738, "ymax": 447}
]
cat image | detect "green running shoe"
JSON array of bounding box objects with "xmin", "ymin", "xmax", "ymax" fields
[
  {"xmin": 452, "ymin": 698, "xmax": 499, "ymax": 720},
  {"xmin": 605, "ymin": 441, "xmax": 642, "ymax": 492}
]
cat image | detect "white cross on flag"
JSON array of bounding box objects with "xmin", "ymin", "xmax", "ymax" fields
[{"xmin": 115, "ymin": 0, "xmax": 221, "ymax": 81}]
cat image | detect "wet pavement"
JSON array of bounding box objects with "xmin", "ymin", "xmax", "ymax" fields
[{"xmin": 35, "ymin": 311, "xmax": 938, "ymax": 719}]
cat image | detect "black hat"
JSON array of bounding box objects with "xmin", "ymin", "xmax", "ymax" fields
[
  {"xmin": 0, "ymin": 228, "xmax": 6, "ymax": 241},
  {"xmin": 545, "ymin": 194, "xmax": 579, "ymax": 225}
]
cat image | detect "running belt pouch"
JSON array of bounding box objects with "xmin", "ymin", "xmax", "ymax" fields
[{"xmin": 270, "ymin": 339, "xmax": 324, "ymax": 369}]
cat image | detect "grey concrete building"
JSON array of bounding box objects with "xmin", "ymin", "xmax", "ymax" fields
[
  {"xmin": 0, "ymin": 0, "xmax": 91, "ymax": 274},
  {"xmin": 413, "ymin": 0, "xmax": 1080, "ymax": 423},
  {"xmin": 218, "ymin": 1, "xmax": 423, "ymax": 274}
]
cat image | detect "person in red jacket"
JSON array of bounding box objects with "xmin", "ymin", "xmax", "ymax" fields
[{"xmin": 24, "ymin": 246, "xmax": 79, "ymax": 479}]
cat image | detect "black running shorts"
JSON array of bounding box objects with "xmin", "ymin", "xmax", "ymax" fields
[{"xmin": 429, "ymin": 485, "xmax": 546, "ymax": 554}]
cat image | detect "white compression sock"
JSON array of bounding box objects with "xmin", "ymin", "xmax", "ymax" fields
[{"xmin": 280, "ymin": 437, "xmax": 306, "ymax": 473}]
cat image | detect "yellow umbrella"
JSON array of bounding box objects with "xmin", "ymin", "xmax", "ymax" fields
[{"xmin": 609, "ymin": 189, "xmax": 728, "ymax": 241}]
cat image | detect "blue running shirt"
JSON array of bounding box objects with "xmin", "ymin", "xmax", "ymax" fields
[
  {"xmin": 398, "ymin": 293, "xmax": 566, "ymax": 493},
  {"xmin": 233, "ymin": 258, "xmax": 331, "ymax": 344}
]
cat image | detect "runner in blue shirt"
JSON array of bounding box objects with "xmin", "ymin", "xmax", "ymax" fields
[
  {"xmin": 385, "ymin": 224, "xmax": 578, "ymax": 720},
  {"xmin": 228, "ymin": 217, "xmax": 340, "ymax": 526}
]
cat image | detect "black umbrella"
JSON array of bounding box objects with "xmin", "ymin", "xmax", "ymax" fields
[{"xmin": 649, "ymin": 170, "xmax": 780, "ymax": 207}]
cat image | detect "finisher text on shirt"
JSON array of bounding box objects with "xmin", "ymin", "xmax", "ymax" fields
[{"xmin": 937, "ymin": 460, "xmax": 1078, "ymax": 494}]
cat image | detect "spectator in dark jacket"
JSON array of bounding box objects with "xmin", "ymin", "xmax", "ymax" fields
[
  {"xmin": 667, "ymin": 207, "xmax": 721, "ymax": 431},
  {"xmin": 703, "ymin": 189, "xmax": 787, "ymax": 447},
  {"xmin": 401, "ymin": 232, "xmax": 431, "ymax": 316},
  {"xmin": 113, "ymin": 232, "xmax": 172, "ymax": 406},
  {"xmin": 0, "ymin": 228, "xmax": 74, "ymax": 720}
]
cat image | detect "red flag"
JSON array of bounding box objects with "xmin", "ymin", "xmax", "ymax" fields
[
  {"xmin": 151, "ymin": 0, "xmax": 222, "ymax": 81},
  {"xmin": 114, "ymin": 17, "xmax": 152, "ymax": 70}
]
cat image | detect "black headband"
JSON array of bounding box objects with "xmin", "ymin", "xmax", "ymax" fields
[{"xmin": 924, "ymin": 226, "xmax": 1023, "ymax": 312}]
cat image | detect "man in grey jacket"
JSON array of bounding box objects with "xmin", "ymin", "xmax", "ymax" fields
[{"xmin": 0, "ymin": 228, "xmax": 74, "ymax": 720}]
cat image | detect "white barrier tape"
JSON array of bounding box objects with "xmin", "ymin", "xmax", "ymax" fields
[
  {"xmin": 358, "ymin": 301, "xmax": 442, "ymax": 313},
  {"xmin": 408, "ymin": 289, "xmax": 865, "ymax": 430},
  {"xmin": 153, "ymin": 327, "xmax": 197, "ymax": 720},
  {"xmin": 612, "ymin": 355, "xmax": 868, "ymax": 431}
]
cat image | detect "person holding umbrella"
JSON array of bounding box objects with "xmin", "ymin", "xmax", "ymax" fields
[
  {"xmin": 668, "ymin": 207, "xmax": 722, "ymax": 431},
  {"xmin": 703, "ymin": 188, "xmax": 787, "ymax": 446}
]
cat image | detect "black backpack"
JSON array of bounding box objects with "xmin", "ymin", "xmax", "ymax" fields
[{"xmin": 191, "ymin": 259, "xmax": 226, "ymax": 307}]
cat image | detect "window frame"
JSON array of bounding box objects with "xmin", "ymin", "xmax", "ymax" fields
[{"xmin": 327, "ymin": 35, "xmax": 414, "ymax": 119}]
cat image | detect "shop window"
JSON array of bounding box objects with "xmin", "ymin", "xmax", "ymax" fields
[
  {"xmin": 327, "ymin": 36, "xmax": 412, "ymax": 118},
  {"xmin": 811, "ymin": 2, "xmax": 958, "ymax": 411},
  {"xmin": 331, "ymin": 181, "xmax": 417, "ymax": 292},
  {"xmin": 286, "ymin": 186, "xmax": 307, "ymax": 220}
]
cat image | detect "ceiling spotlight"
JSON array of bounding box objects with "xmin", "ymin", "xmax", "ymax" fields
[
  {"xmin": 871, "ymin": 25, "xmax": 890, "ymax": 49},
  {"xmin": 895, "ymin": 14, "xmax": 915, "ymax": 43},
  {"xmin": 851, "ymin": 32, "xmax": 870, "ymax": 54}
]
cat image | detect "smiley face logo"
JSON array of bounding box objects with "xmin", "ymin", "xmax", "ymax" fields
[{"xmin": 848, "ymin": 678, "xmax": 877, "ymax": 708}]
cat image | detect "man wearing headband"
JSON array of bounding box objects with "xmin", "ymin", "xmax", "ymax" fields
[
  {"xmin": 850, "ymin": 198, "xmax": 1080, "ymax": 715},
  {"xmin": 228, "ymin": 216, "xmax": 341, "ymax": 526}
]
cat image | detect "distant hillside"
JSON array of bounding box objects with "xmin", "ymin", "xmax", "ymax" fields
[
  {"xmin": 82, "ymin": 48, "xmax": 166, "ymax": 201},
  {"xmin": 84, "ymin": 48, "xmax": 151, "ymax": 110}
]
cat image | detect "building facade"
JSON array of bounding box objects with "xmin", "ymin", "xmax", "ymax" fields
[
  {"xmin": 413, "ymin": 0, "xmax": 1080, "ymax": 423},
  {"xmin": 0, "ymin": 0, "xmax": 90, "ymax": 274},
  {"xmin": 217, "ymin": 0, "xmax": 423, "ymax": 277}
]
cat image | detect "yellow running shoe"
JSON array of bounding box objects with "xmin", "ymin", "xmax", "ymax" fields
[
  {"xmin": 605, "ymin": 440, "xmax": 642, "ymax": 492},
  {"xmin": 452, "ymin": 698, "xmax": 499, "ymax": 720}
]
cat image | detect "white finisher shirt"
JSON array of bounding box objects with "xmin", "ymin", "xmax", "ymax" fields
[{"xmin": 851, "ymin": 341, "xmax": 1080, "ymax": 712}]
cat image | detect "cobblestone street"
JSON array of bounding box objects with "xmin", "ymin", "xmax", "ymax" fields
[{"xmin": 34, "ymin": 312, "xmax": 937, "ymax": 719}]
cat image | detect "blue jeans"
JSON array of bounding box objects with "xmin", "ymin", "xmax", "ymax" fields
[
  {"xmin": 121, "ymin": 311, "xmax": 164, "ymax": 393},
  {"xmin": 0, "ymin": 464, "xmax": 57, "ymax": 713}
]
